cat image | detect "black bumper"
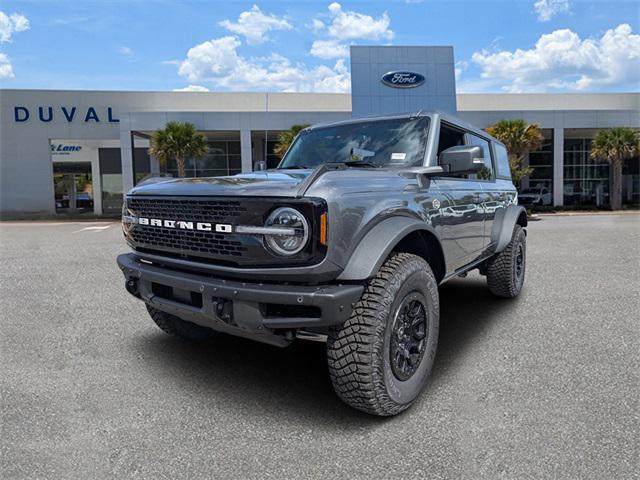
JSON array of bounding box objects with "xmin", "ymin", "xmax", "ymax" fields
[{"xmin": 117, "ymin": 253, "xmax": 363, "ymax": 347}]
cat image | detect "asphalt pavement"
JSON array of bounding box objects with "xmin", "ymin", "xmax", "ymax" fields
[{"xmin": 1, "ymin": 214, "xmax": 638, "ymax": 479}]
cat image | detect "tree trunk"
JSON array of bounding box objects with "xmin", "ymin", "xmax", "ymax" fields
[
  {"xmin": 176, "ymin": 157, "xmax": 186, "ymax": 178},
  {"xmin": 611, "ymin": 160, "xmax": 623, "ymax": 210}
]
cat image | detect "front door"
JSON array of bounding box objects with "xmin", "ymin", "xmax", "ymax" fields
[
  {"xmin": 53, "ymin": 162, "xmax": 94, "ymax": 213},
  {"xmin": 431, "ymin": 178, "xmax": 485, "ymax": 270},
  {"xmin": 432, "ymin": 122, "xmax": 486, "ymax": 271}
]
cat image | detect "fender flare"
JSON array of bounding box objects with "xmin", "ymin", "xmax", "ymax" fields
[
  {"xmin": 491, "ymin": 204, "xmax": 528, "ymax": 253},
  {"xmin": 337, "ymin": 216, "xmax": 440, "ymax": 281}
]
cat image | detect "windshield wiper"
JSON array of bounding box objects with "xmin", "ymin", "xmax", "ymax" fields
[
  {"xmin": 280, "ymin": 165, "xmax": 308, "ymax": 169},
  {"xmin": 343, "ymin": 160, "xmax": 379, "ymax": 168}
]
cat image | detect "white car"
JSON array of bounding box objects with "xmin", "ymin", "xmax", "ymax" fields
[{"xmin": 518, "ymin": 187, "xmax": 552, "ymax": 206}]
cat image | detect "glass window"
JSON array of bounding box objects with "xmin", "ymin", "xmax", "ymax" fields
[
  {"xmin": 208, "ymin": 141, "xmax": 227, "ymax": 155},
  {"xmin": 494, "ymin": 143, "xmax": 511, "ymax": 178},
  {"xmin": 467, "ymin": 133, "xmax": 494, "ymax": 180},
  {"xmin": 156, "ymin": 138, "xmax": 241, "ymax": 179},
  {"xmin": 228, "ymin": 154, "xmax": 242, "ymax": 171},
  {"xmin": 280, "ymin": 117, "xmax": 430, "ymax": 169},
  {"xmin": 228, "ymin": 141, "xmax": 241, "ymax": 155},
  {"xmin": 563, "ymin": 135, "xmax": 611, "ymax": 206},
  {"xmin": 436, "ymin": 123, "xmax": 472, "ymax": 179},
  {"xmin": 524, "ymin": 129, "xmax": 554, "ymax": 204}
]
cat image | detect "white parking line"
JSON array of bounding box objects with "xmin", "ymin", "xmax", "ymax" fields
[{"xmin": 72, "ymin": 225, "xmax": 113, "ymax": 234}]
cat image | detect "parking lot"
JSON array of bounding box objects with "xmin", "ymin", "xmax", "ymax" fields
[{"xmin": 1, "ymin": 214, "xmax": 638, "ymax": 479}]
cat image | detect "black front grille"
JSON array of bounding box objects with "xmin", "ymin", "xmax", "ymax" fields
[
  {"xmin": 127, "ymin": 198, "xmax": 247, "ymax": 223},
  {"xmin": 130, "ymin": 226, "xmax": 248, "ymax": 258},
  {"xmin": 124, "ymin": 196, "xmax": 325, "ymax": 267}
]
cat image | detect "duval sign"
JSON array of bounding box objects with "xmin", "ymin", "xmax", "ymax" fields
[
  {"xmin": 13, "ymin": 106, "xmax": 119, "ymax": 123},
  {"xmin": 381, "ymin": 71, "xmax": 426, "ymax": 89}
]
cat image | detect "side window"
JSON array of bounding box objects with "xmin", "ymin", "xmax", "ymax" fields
[
  {"xmin": 437, "ymin": 123, "xmax": 465, "ymax": 156},
  {"xmin": 494, "ymin": 143, "xmax": 511, "ymax": 179},
  {"xmin": 467, "ymin": 133, "xmax": 494, "ymax": 180},
  {"xmin": 437, "ymin": 123, "xmax": 468, "ymax": 178}
]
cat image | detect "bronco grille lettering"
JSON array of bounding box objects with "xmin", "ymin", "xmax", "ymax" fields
[{"xmin": 137, "ymin": 217, "xmax": 232, "ymax": 233}]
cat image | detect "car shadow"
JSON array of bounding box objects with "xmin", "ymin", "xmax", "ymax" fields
[{"xmin": 133, "ymin": 275, "xmax": 514, "ymax": 428}]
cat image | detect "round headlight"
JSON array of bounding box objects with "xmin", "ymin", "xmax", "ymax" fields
[{"xmin": 264, "ymin": 207, "xmax": 309, "ymax": 256}]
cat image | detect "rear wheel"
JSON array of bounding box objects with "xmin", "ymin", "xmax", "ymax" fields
[
  {"xmin": 327, "ymin": 253, "xmax": 440, "ymax": 416},
  {"xmin": 486, "ymin": 225, "xmax": 526, "ymax": 298},
  {"xmin": 146, "ymin": 305, "xmax": 218, "ymax": 341}
]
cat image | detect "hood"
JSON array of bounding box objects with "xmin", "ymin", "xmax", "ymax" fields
[{"xmin": 128, "ymin": 170, "xmax": 312, "ymax": 197}]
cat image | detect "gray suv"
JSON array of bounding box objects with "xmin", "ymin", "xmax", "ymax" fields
[{"xmin": 117, "ymin": 112, "xmax": 528, "ymax": 416}]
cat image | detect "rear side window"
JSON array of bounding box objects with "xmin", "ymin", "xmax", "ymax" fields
[
  {"xmin": 494, "ymin": 143, "xmax": 511, "ymax": 179},
  {"xmin": 467, "ymin": 133, "xmax": 494, "ymax": 180}
]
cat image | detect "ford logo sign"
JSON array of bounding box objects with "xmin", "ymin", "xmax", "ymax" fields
[{"xmin": 381, "ymin": 71, "xmax": 426, "ymax": 89}]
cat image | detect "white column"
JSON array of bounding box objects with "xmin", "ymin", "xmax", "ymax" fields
[
  {"xmin": 553, "ymin": 128, "xmax": 564, "ymax": 206},
  {"xmin": 91, "ymin": 147, "xmax": 103, "ymax": 215},
  {"xmin": 240, "ymin": 129, "xmax": 252, "ymax": 172},
  {"xmin": 149, "ymin": 154, "xmax": 160, "ymax": 175},
  {"xmin": 120, "ymin": 125, "xmax": 134, "ymax": 192}
]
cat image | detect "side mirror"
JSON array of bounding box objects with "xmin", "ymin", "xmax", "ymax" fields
[
  {"xmin": 439, "ymin": 145, "xmax": 484, "ymax": 174},
  {"xmin": 253, "ymin": 160, "xmax": 267, "ymax": 171}
]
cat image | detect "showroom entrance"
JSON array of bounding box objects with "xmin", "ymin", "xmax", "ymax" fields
[
  {"xmin": 53, "ymin": 162, "xmax": 94, "ymax": 213},
  {"xmin": 50, "ymin": 140, "xmax": 98, "ymax": 214}
]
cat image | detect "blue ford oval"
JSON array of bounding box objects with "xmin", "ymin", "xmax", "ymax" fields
[{"xmin": 381, "ymin": 71, "xmax": 426, "ymax": 88}]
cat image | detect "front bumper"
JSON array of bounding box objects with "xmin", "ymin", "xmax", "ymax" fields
[{"xmin": 117, "ymin": 253, "xmax": 364, "ymax": 347}]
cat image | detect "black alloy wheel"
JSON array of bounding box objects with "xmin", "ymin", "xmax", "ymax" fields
[{"xmin": 390, "ymin": 293, "xmax": 429, "ymax": 381}]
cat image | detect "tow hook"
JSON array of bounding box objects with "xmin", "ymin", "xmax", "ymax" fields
[
  {"xmin": 125, "ymin": 277, "xmax": 139, "ymax": 296},
  {"xmin": 213, "ymin": 297, "xmax": 234, "ymax": 324}
]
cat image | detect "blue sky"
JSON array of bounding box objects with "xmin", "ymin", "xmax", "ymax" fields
[{"xmin": 0, "ymin": 0, "xmax": 638, "ymax": 93}]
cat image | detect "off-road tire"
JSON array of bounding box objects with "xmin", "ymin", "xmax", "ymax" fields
[
  {"xmin": 327, "ymin": 253, "xmax": 440, "ymax": 416},
  {"xmin": 146, "ymin": 305, "xmax": 218, "ymax": 341},
  {"xmin": 486, "ymin": 225, "xmax": 526, "ymax": 298}
]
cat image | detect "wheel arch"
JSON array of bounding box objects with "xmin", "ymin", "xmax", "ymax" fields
[
  {"xmin": 337, "ymin": 217, "xmax": 446, "ymax": 283},
  {"xmin": 491, "ymin": 204, "xmax": 528, "ymax": 253}
]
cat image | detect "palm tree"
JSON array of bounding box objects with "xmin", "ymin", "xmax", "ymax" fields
[
  {"xmin": 486, "ymin": 119, "xmax": 544, "ymax": 186},
  {"xmin": 148, "ymin": 122, "xmax": 209, "ymax": 178},
  {"xmin": 590, "ymin": 128, "xmax": 640, "ymax": 210},
  {"xmin": 274, "ymin": 124, "xmax": 310, "ymax": 159}
]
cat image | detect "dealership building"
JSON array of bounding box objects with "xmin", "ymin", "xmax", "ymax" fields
[{"xmin": 1, "ymin": 46, "xmax": 638, "ymax": 216}]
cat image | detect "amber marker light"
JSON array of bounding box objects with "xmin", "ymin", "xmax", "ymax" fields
[{"xmin": 319, "ymin": 212, "xmax": 327, "ymax": 245}]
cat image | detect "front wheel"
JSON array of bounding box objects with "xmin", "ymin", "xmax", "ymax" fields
[
  {"xmin": 327, "ymin": 253, "xmax": 440, "ymax": 416},
  {"xmin": 485, "ymin": 225, "xmax": 526, "ymax": 298}
]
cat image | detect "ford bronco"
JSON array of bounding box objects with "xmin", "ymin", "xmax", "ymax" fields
[{"xmin": 117, "ymin": 112, "xmax": 527, "ymax": 416}]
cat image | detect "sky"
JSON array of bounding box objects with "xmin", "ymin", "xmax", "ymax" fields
[{"xmin": 0, "ymin": 0, "xmax": 638, "ymax": 93}]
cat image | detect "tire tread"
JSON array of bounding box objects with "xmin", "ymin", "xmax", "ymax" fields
[{"xmin": 327, "ymin": 253, "xmax": 438, "ymax": 416}]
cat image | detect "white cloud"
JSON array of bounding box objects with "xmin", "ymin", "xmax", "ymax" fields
[
  {"xmin": 308, "ymin": 3, "xmax": 393, "ymax": 59},
  {"xmin": 471, "ymin": 24, "xmax": 640, "ymax": 92},
  {"xmin": 118, "ymin": 46, "xmax": 133, "ymax": 56},
  {"xmin": 309, "ymin": 18, "xmax": 325, "ymax": 32},
  {"xmin": 173, "ymin": 85, "xmax": 210, "ymax": 92},
  {"xmin": 0, "ymin": 11, "xmax": 29, "ymax": 43},
  {"xmin": 310, "ymin": 39, "xmax": 349, "ymax": 59},
  {"xmin": 178, "ymin": 36, "xmax": 243, "ymax": 81},
  {"xmin": 0, "ymin": 52, "xmax": 14, "ymax": 79},
  {"xmin": 533, "ymin": 0, "xmax": 570, "ymax": 22},
  {"xmin": 219, "ymin": 5, "xmax": 291, "ymax": 45},
  {"xmin": 325, "ymin": 3, "xmax": 393, "ymax": 41},
  {"xmin": 454, "ymin": 60, "xmax": 468, "ymax": 81},
  {"xmin": 177, "ymin": 35, "xmax": 350, "ymax": 92}
]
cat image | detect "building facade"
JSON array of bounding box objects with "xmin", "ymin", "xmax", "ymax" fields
[{"xmin": 1, "ymin": 46, "xmax": 638, "ymax": 216}]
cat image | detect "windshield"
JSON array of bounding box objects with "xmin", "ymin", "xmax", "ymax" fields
[{"xmin": 278, "ymin": 117, "xmax": 430, "ymax": 169}]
